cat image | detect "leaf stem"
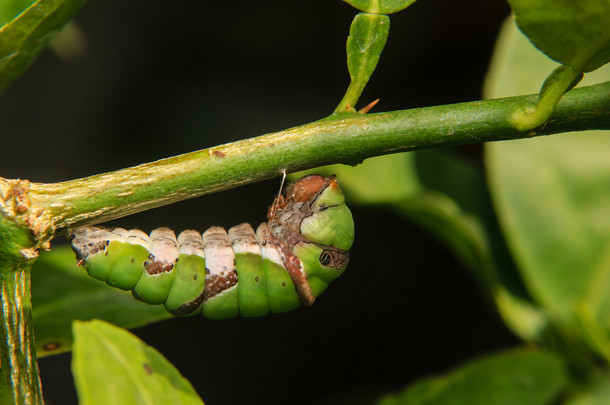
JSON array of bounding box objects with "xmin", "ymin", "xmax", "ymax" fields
[{"xmin": 511, "ymin": 65, "xmax": 583, "ymax": 131}]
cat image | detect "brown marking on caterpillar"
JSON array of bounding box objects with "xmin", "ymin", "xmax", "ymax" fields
[
  {"xmin": 170, "ymin": 290, "xmax": 207, "ymax": 316},
  {"xmin": 202, "ymin": 227, "xmax": 238, "ymax": 299},
  {"xmin": 267, "ymin": 230, "xmax": 315, "ymax": 306},
  {"xmin": 284, "ymin": 174, "xmax": 326, "ymax": 203},
  {"xmin": 204, "ymin": 271, "xmax": 238, "ymax": 300},
  {"xmin": 70, "ymin": 228, "xmax": 110, "ymax": 262},
  {"xmin": 143, "ymin": 256, "xmax": 175, "ymax": 275},
  {"xmin": 267, "ymin": 175, "xmax": 335, "ymax": 222},
  {"xmin": 145, "ymin": 228, "xmax": 178, "ymax": 274},
  {"xmin": 267, "ymin": 194, "xmax": 286, "ymax": 221}
]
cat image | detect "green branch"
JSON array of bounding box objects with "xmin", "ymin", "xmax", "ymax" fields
[{"xmin": 1, "ymin": 81, "xmax": 609, "ymax": 250}]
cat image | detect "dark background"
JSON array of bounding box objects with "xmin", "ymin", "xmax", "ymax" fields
[{"xmin": 1, "ymin": 0, "xmax": 515, "ymax": 404}]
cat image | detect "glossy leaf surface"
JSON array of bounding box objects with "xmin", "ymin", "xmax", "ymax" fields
[
  {"xmin": 72, "ymin": 319, "xmax": 204, "ymax": 405},
  {"xmin": 507, "ymin": 0, "xmax": 610, "ymax": 72}
]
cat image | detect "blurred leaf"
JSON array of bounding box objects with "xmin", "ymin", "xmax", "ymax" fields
[
  {"xmin": 507, "ymin": 0, "xmax": 610, "ymax": 72},
  {"xmin": 343, "ymin": 0, "xmax": 416, "ymax": 15},
  {"xmin": 48, "ymin": 21, "xmax": 86, "ymax": 60},
  {"xmin": 377, "ymin": 348, "xmax": 565, "ymax": 405},
  {"xmin": 407, "ymin": 150, "xmax": 548, "ymax": 341},
  {"xmin": 566, "ymin": 373, "xmax": 610, "ymax": 405},
  {"xmin": 485, "ymin": 19, "xmax": 610, "ymax": 360},
  {"xmin": 32, "ymin": 246, "xmax": 171, "ymax": 357},
  {"xmin": 297, "ymin": 148, "xmax": 548, "ymax": 341},
  {"xmin": 72, "ymin": 319, "xmax": 204, "ymax": 405},
  {"xmin": 0, "ymin": 0, "xmax": 88, "ymax": 94},
  {"xmin": 0, "ymin": 0, "xmax": 35, "ymax": 27}
]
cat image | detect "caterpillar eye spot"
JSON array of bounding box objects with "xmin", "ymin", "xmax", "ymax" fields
[{"xmin": 319, "ymin": 251, "xmax": 332, "ymax": 266}]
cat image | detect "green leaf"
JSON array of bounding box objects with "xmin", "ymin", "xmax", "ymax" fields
[
  {"xmin": 72, "ymin": 319, "xmax": 204, "ymax": 405},
  {"xmin": 346, "ymin": 13, "xmax": 389, "ymax": 92},
  {"xmin": 0, "ymin": 0, "xmax": 35, "ymax": 27},
  {"xmin": 0, "ymin": 0, "xmax": 88, "ymax": 94},
  {"xmin": 485, "ymin": 19, "xmax": 610, "ymax": 360},
  {"xmin": 377, "ymin": 349, "xmax": 566, "ymax": 405},
  {"xmin": 507, "ymin": 0, "xmax": 610, "ymax": 72},
  {"xmin": 336, "ymin": 12, "xmax": 389, "ymax": 112},
  {"xmin": 32, "ymin": 246, "xmax": 171, "ymax": 357},
  {"xmin": 343, "ymin": 0, "xmax": 416, "ymax": 15}
]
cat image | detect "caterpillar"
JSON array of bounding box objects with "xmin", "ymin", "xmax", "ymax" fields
[{"xmin": 69, "ymin": 174, "xmax": 354, "ymax": 319}]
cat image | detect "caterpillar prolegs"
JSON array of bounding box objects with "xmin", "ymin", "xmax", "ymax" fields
[{"xmin": 69, "ymin": 175, "xmax": 354, "ymax": 320}]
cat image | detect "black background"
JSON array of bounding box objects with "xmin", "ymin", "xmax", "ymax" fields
[{"xmin": 1, "ymin": 0, "xmax": 516, "ymax": 404}]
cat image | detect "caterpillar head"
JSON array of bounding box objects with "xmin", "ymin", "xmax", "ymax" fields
[{"xmin": 272, "ymin": 174, "xmax": 355, "ymax": 251}]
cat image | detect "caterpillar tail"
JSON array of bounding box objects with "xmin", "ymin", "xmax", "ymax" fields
[{"xmin": 69, "ymin": 175, "xmax": 354, "ymax": 319}]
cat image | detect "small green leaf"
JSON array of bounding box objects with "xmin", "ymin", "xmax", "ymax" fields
[
  {"xmin": 32, "ymin": 246, "xmax": 171, "ymax": 357},
  {"xmin": 507, "ymin": 0, "xmax": 610, "ymax": 72},
  {"xmin": 347, "ymin": 13, "xmax": 389, "ymax": 90},
  {"xmin": 0, "ymin": 0, "xmax": 88, "ymax": 94},
  {"xmin": 343, "ymin": 0, "xmax": 416, "ymax": 15},
  {"xmin": 336, "ymin": 12, "xmax": 389, "ymax": 112},
  {"xmin": 72, "ymin": 319, "xmax": 204, "ymax": 405},
  {"xmin": 377, "ymin": 349, "xmax": 566, "ymax": 405}
]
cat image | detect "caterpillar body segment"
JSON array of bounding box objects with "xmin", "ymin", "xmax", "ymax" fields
[{"xmin": 69, "ymin": 175, "xmax": 354, "ymax": 319}]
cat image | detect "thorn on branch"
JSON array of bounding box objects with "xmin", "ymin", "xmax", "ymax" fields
[{"xmin": 358, "ymin": 99, "xmax": 380, "ymax": 114}]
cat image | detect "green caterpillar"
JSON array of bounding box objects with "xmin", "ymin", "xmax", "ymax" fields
[{"xmin": 69, "ymin": 174, "xmax": 354, "ymax": 319}]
